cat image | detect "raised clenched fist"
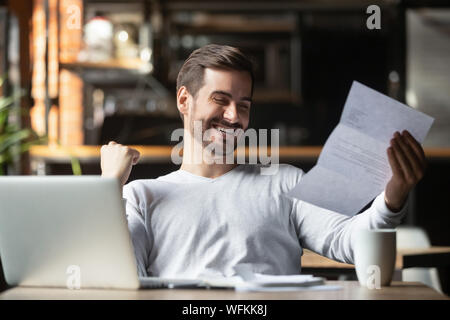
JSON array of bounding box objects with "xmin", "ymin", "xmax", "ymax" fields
[{"xmin": 100, "ymin": 141, "xmax": 140, "ymax": 188}]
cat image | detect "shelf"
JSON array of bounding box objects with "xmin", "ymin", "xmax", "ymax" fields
[
  {"xmin": 30, "ymin": 145, "xmax": 174, "ymax": 163},
  {"xmin": 174, "ymin": 20, "xmax": 296, "ymax": 34},
  {"xmin": 253, "ymin": 89, "xmax": 301, "ymax": 104},
  {"xmin": 60, "ymin": 58, "xmax": 152, "ymax": 72},
  {"xmin": 29, "ymin": 145, "xmax": 321, "ymax": 163},
  {"xmin": 172, "ymin": 13, "xmax": 297, "ymax": 34},
  {"xmin": 29, "ymin": 145, "xmax": 450, "ymax": 164}
]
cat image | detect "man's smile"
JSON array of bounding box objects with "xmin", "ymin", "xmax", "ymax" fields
[{"xmin": 211, "ymin": 122, "xmax": 242, "ymax": 138}]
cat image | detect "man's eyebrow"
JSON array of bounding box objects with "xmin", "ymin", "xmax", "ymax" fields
[{"xmin": 211, "ymin": 90, "xmax": 252, "ymax": 103}]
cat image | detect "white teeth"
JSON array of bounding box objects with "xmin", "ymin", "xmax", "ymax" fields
[{"xmin": 216, "ymin": 126, "xmax": 234, "ymax": 134}]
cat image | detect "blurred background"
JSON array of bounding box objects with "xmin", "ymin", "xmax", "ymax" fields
[{"xmin": 0, "ymin": 0, "xmax": 449, "ymax": 289}]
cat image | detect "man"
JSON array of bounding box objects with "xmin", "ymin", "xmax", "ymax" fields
[{"xmin": 100, "ymin": 44, "xmax": 426, "ymax": 278}]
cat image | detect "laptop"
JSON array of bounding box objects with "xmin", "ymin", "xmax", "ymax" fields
[{"xmin": 0, "ymin": 176, "xmax": 201, "ymax": 289}]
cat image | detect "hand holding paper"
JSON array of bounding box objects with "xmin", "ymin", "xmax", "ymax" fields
[
  {"xmin": 385, "ymin": 130, "xmax": 427, "ymax": 212},
  {"xmin": 287, "ymin": 81, "xmax": 434, "ymax": 216}
]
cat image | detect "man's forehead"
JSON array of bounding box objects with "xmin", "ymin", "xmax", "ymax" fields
[
  {"xmin": 202, "ymin": 68, "xmax": 252, "ymax": 97},
  {"xmin": 203, "ymin": 67, "xmax": 251, "ymax": 80}
]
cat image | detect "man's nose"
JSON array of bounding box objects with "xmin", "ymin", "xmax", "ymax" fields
[{"xmin": 223, "ymin": 102, "xmax": 239, "ymax": 124}]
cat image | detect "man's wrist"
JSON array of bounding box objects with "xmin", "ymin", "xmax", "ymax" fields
[
  {"xmin": 101, "ymin": 171, "xmax": 119, "ymax": 179},
  {"xmin": 384, "ymin": 194, "xmax": 405, "ymax": 213},
  {"xmin": 101, "ymin": 172, "xmax": 125, "ymax": 187}
]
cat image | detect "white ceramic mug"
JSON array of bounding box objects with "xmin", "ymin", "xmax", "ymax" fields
[{"xmin": 354, "ymin": 229, "xmax": 396, "ymax": 288}]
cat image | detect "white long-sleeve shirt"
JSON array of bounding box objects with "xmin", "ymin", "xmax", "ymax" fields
[{"xmin": 123, "ymin": 164, "xmax": 406, "ymax": 278}]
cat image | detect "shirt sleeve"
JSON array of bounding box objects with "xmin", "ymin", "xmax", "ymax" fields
[
  {"xmin": 291, "ymin": 191, "xmax": 408, "ymax": 264},
  {"xmin": 122, "ymin": 185, "xmax": 153, "ymax": 277}
]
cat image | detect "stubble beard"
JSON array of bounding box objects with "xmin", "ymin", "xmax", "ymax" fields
[{"xmin": 188, "ymin": 114, "xmax": 242, "ymax": 161}]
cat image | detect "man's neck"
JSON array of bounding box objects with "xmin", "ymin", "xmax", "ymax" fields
[
  {"xmin": 180, "ymin": 133, "xmax": 238, "ymax": 178},
  {"xmin": 180, "ymin": 161, "xmax": 238, "ymax": 179}
]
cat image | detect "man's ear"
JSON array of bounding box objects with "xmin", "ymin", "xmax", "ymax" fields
[{"xmin": 177, "ymin": 86, "xmax": 191, "ymax": 118}]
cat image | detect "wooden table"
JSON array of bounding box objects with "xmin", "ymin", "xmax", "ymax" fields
[
  {"xmin": 0, "ymin": 281, "xmax": 447, "ymax": 300},
  {"xmin": 302, "ymin": 247, "xmax": 450, "ymax": 271}
]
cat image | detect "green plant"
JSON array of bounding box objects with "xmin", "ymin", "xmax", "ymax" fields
[
  {"xmin": 0, "ymin": 76, "xmax": 46, "ymax": 175},
  {"xmin": 69, "ymin": 152, "xmax": 82, "ymax": 175}
]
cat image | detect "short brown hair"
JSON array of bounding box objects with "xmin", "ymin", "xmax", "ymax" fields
[{"xmin": 176, "ymin": 44, "xmax": 254, "ymax": 121}]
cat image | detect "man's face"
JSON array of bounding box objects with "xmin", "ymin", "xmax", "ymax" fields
[{"xmin": 185, "ymin": 68, "xmax": 252, "ymax": 155}]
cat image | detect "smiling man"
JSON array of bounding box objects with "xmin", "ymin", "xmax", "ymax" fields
[{"xmin": 100, "ymin": 44, "xmax": 426, "ymax": 278}]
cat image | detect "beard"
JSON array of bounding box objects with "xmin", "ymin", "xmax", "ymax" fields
[{"xmin": 188, "ymin": 112, "xmax": 244, "ymax": 159}]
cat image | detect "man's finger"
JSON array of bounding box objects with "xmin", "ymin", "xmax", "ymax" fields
[
  {"xmin": 402, "ymin": 130, "xmax": 426, "ymax": 165},
  {"xmin": 395, "ymin": 133, "xmax": 424, "ymax": 179},
  {"xmin": 391, "ymin": 138, "xmax": 415, "ymax": 180},
  {"xmin": 387, "ymin": 146, "xmax": 403, "ymax": 178},
  {"xmin": 129, "ymin": 149, "xmax": 140, "ymax": 165},
  {"xmin": 131, "ymin": 154, "xmax": 140, "ymax": 165},
  {"xmin": 132, "ymin": 157, "xmax": 140, "ymax": 165},
  {"xmin": 108, "ymin": 141, "xmax": 117, "ymax": 146}
]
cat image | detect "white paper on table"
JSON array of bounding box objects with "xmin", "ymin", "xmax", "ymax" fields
[
  {"xmin": 287, "ymin": 81, "xmax": 434, "ymax": 216},
  {"xmin": 235, "ymin": 284, "xmax": 343, "ymax": 292},
  {"xmin": 200, "ymin": 273, "xmax": 341, "ymax": 292}
]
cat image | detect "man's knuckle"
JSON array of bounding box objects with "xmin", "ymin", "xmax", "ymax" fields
[
  {"xmin": 416, "ymin": 171, "xmax": 424, "ymax": 181},
  {"xmin": 405, "ymin": 176, "xmax": 415, "ymax": 185}
]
